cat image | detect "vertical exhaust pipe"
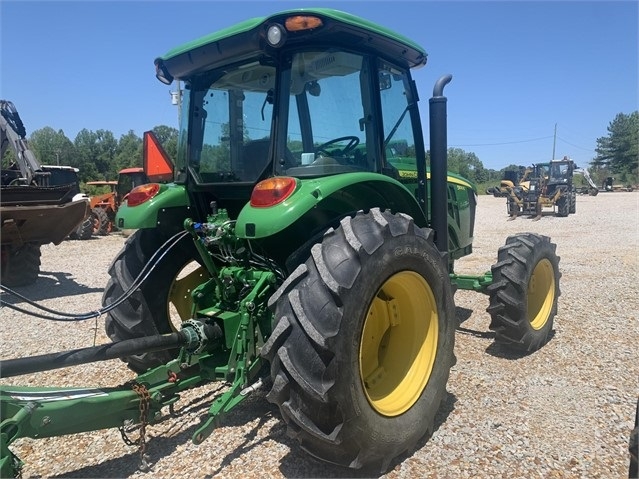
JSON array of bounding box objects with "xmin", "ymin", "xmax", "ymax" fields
[{"xmin": 429, "ymin": 74, "xmax": 452, "ymax": 258}]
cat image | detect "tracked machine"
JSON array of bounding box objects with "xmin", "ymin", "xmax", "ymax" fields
[{"xmin": 0, "ymin": 9, "xmax": 561, "ymax": 476}]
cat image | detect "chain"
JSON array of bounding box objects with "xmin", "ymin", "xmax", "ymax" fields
[
  {"xmin": 92, "ymin": 313, "xmax": 101, "ymax": 347},
  {"xmin": 132, "ymin": 383, "xmax": 151, "ymax": 471},
  {"xmin": 12, "ymin": 454, "xmax": 23, "ymax": 479}
]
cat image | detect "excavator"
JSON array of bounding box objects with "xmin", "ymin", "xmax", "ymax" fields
[
  {"xmin": 0, "ymin": 100, "xmax": 90, "ymax": 286},
  {"xmin": 573, "ymin": 166, "xmax": 599, "ymax": 196}
]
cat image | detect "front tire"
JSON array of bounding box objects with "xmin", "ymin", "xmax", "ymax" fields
[
  {"xmin": 75, "ymin": 217, "xmax": 93, "ymax": 240},
  {"xmin": 556, "ymin": 196, "xmax": 569, "ymax": 217},
  {"xmin": 507, "ymin": 197, "xmax": 521, "ymax": 216},
  {"xmin": 262, "ymin": 208, "xmax": 456, "ymax": 472},
  {"xmin": 1, "ymin": 243, "xmax": 41, "ymax": 287},
  {"xmin": 103, "ymin": 229, "xmax": 207, "ymax": 373},
  {"xmin": 486, "ymin": 233, "xmax": 561, "ymax": 352}
]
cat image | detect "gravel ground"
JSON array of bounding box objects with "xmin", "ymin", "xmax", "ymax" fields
[{"xmin": 1, "ymin": 191, "xmax": 637, "ymax": 478}]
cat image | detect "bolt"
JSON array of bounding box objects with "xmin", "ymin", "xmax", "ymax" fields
[
  {"xmin": 154, "ymin": 412, "xmax": 162, "ymax": 421},
  {"xmin": 41, "ymin": 416, "xmax": 51, "ymax": 427},
  {"xmin": 180, "ymin": 362, "xmax": 189, "ymax": 370}
]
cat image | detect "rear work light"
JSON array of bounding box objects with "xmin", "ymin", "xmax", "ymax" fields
[
  {"xmin": 250, "ymin": 177, "xmax": 297, "ymax": 207},
  {"xmin": 267, "ymin": 16, "xmax": 323, "ymax": 48},
  {"xmin": 284, "ymin": 15, "xmax": 324, "ymax": 32},
  {"xmin": 126, "ymin": 183, "xmax": 160, "ymax": 207}
]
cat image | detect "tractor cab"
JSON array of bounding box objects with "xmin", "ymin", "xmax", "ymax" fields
[
  {"xmin": 534, "ymin": 158, "xmax": 575, "ymax": 198},
  {"xmin": 163, "ymin": 30, "xmax": 429, "ymax": 215},
  {"xmin": 132, "ymin": 9, "xmax": 476, "ymax": 261},
  {"xmin": 116, "ymin": 167, "xmax": 148, "ymax": 202}
]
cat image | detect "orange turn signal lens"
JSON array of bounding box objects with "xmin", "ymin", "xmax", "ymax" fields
[
  {"xmin": 285, "ymin": 15, "xmax": 323, "ymax": 32},
  {"xmin": 250, "ymin": 177, "xmax": 297, "ymax": 207},
  {"xmin": 126, "ymin": 183, "xmax": 160, "ymax": 207}
]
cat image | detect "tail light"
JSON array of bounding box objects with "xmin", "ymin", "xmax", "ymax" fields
[
  {"xmin": 250, "ymin": 177, "xmax": 297, "ymax": 207},
  {"xmin": 126, "ymin": 183, "xmax": 160, "ymax": 207}
]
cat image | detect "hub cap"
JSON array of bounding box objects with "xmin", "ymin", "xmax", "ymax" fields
[
  {"xmin": 359, "ymin": 271, "xmax": 438, "ymax": 416},
  {"xmin": 527, "ymin": 258, "xmax": 555, "ymax": 330}
]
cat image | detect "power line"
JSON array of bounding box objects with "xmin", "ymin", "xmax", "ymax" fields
[
  {"xmin": 556, "ymin": 135, "xmax": 594, "ymax": 152},
  {"xmin": 451, "ymin": 135, "xmax": 554, "ymax": 147}
]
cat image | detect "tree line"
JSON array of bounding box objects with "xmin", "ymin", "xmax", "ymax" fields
[
  {"xmin": 23, "ymin": 125, "xmax": 178, "ymax": 183},
  {"xmin": 4, "ymin": 110, "xmax": 636, "ymax": 190}
]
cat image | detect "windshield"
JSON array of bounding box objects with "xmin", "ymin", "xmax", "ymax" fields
[
  {"xmin": 180, "ymin": 49, "xmax": 414, "ymax": 183},
  {"xmin": 281, "ymin": 51, "xmax": 376, "ymax": 177},
  {"xmin": 550, "ymin": 162, "xmax": 570, "ymax": 182}
]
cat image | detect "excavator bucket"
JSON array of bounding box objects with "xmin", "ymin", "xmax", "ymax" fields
[{"xmin": 143, "ymin": 131, "xmax": 174, "ymax": 183}]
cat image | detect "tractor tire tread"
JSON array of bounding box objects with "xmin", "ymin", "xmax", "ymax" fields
[
  {"xmin": 262, "ymin": 207, "xmax": 456, "ymax": 473},
  {"xmin": 1, "ymin": 243, "xmax": 41, "ymax": 287},
  {"xmin": 486, "ymin": 233, "xmax": 561, "ymax": 352}
]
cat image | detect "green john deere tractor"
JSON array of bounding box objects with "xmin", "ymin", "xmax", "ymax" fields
[{"xmin": 0, "ymin": 8, "xmax": 561, "ymax": 476}]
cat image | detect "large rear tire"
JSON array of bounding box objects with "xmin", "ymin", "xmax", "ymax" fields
[
  {"xmin": 0, "ymin": 243, "xmax": 41, "ymax": 287},
  {"xmin": 486, "ymin": 233, "xmax": 560, "ymax": 352},
  {"xmin": 262, "ymin": 208, "xmax": 456, "ymax": 472},
  {"xmin": 630, "ymin": 398, "xmax": 638, "ymax": 478},
  {"xmin": 92, "ymin": 207, "xmax": 112, "ymax": 236},
  {"xmin": 102, "ymin": 229, "xmax": 207, "ymax": 373}
]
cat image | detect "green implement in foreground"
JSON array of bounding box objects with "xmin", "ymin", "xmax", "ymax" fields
[{"xmin": 0, "ymin": 8, "xmax": 561, "ymax": 477}]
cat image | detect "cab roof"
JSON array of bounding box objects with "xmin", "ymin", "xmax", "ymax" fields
[{"xmin": 156, "ymin": 8, "xmax": 427, "ymax": 81}]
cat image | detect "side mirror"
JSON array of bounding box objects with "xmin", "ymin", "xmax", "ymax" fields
[{"xmin": 379, "ymin": 72, "xmax": 391, "ymax": 90}]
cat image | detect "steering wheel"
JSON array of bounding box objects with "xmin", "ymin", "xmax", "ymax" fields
[{"xmin": 315, "ymin": 136, "xmax": 360, "ymax": 156}]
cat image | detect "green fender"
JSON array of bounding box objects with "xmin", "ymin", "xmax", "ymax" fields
[
  {"xmin": 235, "ymin": 172, "xmax": 426, "ymax": 240},
  {"xmin": 116, "ymin": 183, "xmax": 190, "ymax": 230}
]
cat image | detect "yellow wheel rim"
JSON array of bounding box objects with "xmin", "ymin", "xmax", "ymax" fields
[
  {"xmin": 359, "ymin": 271, "xmax": 438, "ymax": 417},
  {"xmin": 167, "ymin": 264, "xmax": 208, "ymax": 331},
  {"xmin": 527, "ymin": 258, "xmax": 555, "ymax": 330}
]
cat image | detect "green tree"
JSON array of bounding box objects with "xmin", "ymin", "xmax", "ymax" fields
[
  {"xmin": 73, "ymin": 129, "xmax": 118, "ymax": 181},
  {"xmin": 29, "ymin": 127, "xmax": 75, "ymax": 167},
  {"xmin": 151, "ymin": 125, "xmax": 178, "ymax": 160},
  {"xmin": 113, "ymin": 130, "xmax": 143, "ymax": 175},
  {"xmin": 445, "ymin": 147, "xmax": 484, "ymax": 184},
  {"xmin": 593, "ymin": 111, "xmax": 639, "ymax": 178}
]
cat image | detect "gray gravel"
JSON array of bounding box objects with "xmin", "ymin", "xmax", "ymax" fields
[{"xmin": 1, "ymin": 191, "xmax": 637, "ymax": 478}]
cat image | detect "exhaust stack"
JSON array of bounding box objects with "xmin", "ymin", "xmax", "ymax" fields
[{"xmin": 429, "ymin": 74, "xmax": 452, "ymax": 258}]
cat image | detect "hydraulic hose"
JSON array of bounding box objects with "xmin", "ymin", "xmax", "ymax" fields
[
  {"xmin": 0, "ymin": 321, "xmax": 222, "ymax": 377},
  {"xmin": 0, "ymin": 230, "xmax": 190, "ymax": 321},
  {"xmin": 0, "ymin": 332, "xmax": 184, "ymax": 377}
]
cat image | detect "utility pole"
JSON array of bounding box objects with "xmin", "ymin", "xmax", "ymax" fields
[{"xmin": 551, "ymin": 123, "xmax": 557, "ymax": 161}]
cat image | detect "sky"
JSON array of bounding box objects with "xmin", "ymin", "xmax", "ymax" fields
[{"xmin": 1, "ymin": 0, "xmax": 637, "ymax": 171}]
